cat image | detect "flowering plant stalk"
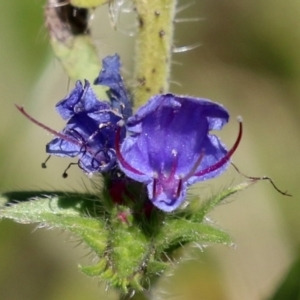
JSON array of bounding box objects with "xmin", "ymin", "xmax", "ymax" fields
[{"xmin": 0, "ymin": 1, "xmax": 288, "ymax": 299}]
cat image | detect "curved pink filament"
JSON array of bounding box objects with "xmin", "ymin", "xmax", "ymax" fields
[
  {"xmin": 15, "ymin": 104, "xmax": 96, "ymax": 157},
  {"xmin": 194, "ymin": 119, "xmax": 243, "ymax": 177},
  {"xmin": 173, "ymin": 121, "xmax": 242, "ymax": 199},
  {"xmin": 173, "ymin": 151, "xmax": 204, "ymax": 199},
  {"xmin": 115, "ymin": 127, "xmax": 144, "ymax": 175}
]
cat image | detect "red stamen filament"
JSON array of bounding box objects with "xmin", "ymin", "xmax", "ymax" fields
[
  {"xmin": 15, "ymin": 104, "xmax": 96, "ymax": 157},
  {"xmin": 194, "ymin": 118, "xmax": 243, "ymax": 177}
]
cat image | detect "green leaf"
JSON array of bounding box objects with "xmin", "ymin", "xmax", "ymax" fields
[
  {"xmin": 268, "ymin": 253, "xmax": 300, "ymax": 300},
  {"xmin": 0, "ymin": 192, "xmax": 108, "ymax": 256}
]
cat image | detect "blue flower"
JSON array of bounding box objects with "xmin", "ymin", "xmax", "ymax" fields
[
  {"xmin": 46, "ymin": 54, "xmax": 131, "ymax": 174},
  {"xmin": 94, "ymin": 54, "xmax": 132, "ymax": 120},
  {"xmin": 16, "ymin": 53, "xmax": 243, "ymax": 211},
  {"xmin": 46, "ymin": 80, "xmax": 124, "ymax": 174},
  {"xmin": 115, "ymin": 94, "xmax": 242, "ymax": 212},
  {"xmin": 31, "ymin": 53, "xmax": 241, "ymax": 211}
]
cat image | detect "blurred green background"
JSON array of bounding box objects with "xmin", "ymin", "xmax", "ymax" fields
[{"xmin": 0, "ymin": 0, "xmax": 300, "ymax": 299}]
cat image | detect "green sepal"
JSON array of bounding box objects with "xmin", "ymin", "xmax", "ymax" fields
[
  {"xmin": 79, "ymin": 258, "xmax": 107, "ymax": 276},
  {"xmin": 155, "ymin": 220, "xmax": 233, "ymax": 254},
  {"xmin": 85, "ymin": 205, "xmax": 154, "ymax": 294}
]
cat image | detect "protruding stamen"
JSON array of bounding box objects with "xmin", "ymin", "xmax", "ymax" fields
[
  {"xmin": 115, "ymin": 127, "xmax": 144, "ymax": 175},
  {"xmin": 195, "ymin": 118, "xmax": 243, "ymax": 177},
  {"xmin": 62, "ymin": 162, "xmax": 78, "ymax": 178},
  {"xmin": 15, "ymin": 104, "xmax": 97, "ymax": 158},
  {"xmin": 231, "ymin": 163, "xmax": 291, "ymax": 197},
  {"xmin": 15, "ymin": 105, "xmax": 83, "ymax": 148},
  {"xmin": 41, "ymin": 155, "xmax": 51, "ymax": 169}
]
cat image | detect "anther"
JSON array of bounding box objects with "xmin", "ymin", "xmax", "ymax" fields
[
  {"xmin": 62, "ymin": 162, "xmax": 78, "ymax": 178},
  {"xmin": 41, "ymin": 155, "xmax": 51, "ymax": 169}
]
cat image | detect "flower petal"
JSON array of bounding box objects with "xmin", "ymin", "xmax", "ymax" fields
[
  {"xmin": 56, "ymin": 81, "xmax": 110, "ymax": 120},
  {"xmin": 94, "ymin": 54, "xmax": 132, "ymax": 119}
]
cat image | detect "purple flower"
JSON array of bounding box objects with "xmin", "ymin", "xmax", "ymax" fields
[
  {"xmin": 116, "ymin": 94, "xmax": 242, "ymax": 212},
  {"xmin": 94, "ymin": 54, "xmax": 132, "ymax": 120},
  {"xmin": 46, "ymin": 80, "xmax": 124, "ymax": 174},
  {"xmin": 45, "ymin": 54, "xmax": 132, "ymax": 174}
]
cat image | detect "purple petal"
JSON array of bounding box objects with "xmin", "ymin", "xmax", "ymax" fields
[
  {"xmin": 145, "ymin": 180, "xmax": 188, "ymax": 212},
  {"xmin": 56, "ymin": 81, "xmax": 110, "ymax": 121},
  {"xmin": 46, "ymin": 136, "xmax": 82, "ymax": 158},
  {"xmin": 94, "ymin": 54, "xmax": 132, "ymax": 119},
  {"xmin": 55, "ymin": 81, "xmax": 84, "ymax": 120}
]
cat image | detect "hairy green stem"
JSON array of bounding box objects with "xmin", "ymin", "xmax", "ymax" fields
[{"xmin": 132, "ymin": 0, "xmax": 177, "ymax": 107}]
